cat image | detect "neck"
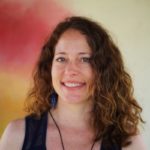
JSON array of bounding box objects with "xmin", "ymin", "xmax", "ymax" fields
[{"xmin": 50, "ymin": 98, "xmax": 93, "ymax": 130}]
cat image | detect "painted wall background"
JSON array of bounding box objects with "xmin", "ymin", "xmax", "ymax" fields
[
  {"xmin": 0, "ymin": 0, "xmax": 71, "ymax": 137},
  {"xmin": 0, "ymin": 0, "xmax": 149, "ymax": 148}
]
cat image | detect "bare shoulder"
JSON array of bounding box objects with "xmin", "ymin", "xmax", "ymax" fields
[
  {"xmin": 122, "ymin": 134, "xmax": 147, "ymax": 150},
  {"xmin": 0, "ymin": 118, "xmax": 25, "ymax": 150}
]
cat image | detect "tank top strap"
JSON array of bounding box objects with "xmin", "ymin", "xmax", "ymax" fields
[{"xmin": 22, "ymin": 112, "xmax": 48, "ymax": 150}]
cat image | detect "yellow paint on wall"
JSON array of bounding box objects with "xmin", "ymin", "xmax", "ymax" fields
[{"xmin": 0, "ymin": 72, "xmax": 29, "ymax": 137}]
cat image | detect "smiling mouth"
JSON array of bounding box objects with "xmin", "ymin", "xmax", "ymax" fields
[{"xmin": 62, "ymin": 82, "xmax": 85, "ymax": 88}]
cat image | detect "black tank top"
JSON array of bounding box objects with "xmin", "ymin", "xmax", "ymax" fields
[{"xmin": 22, "ymin": 112, "xmax": 121, "ymax": 150}]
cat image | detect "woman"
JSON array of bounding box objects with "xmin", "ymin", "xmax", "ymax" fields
[{"xmin": 0, "ymin": 16, "xmax": 146, "ymax": 150}]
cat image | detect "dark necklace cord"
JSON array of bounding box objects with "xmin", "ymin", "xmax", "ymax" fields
[
  {"xmin": 49, "ymin": 110, "xmax": 65, "ymax": 150},
  {"xmin": 49, "ymin": 110, "xmax": 96, "ymax": 150}
]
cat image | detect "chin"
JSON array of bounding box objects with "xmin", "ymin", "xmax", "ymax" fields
[{"xmin": 60, "ymin": 95, "xmax": 89, "ymax": 104}]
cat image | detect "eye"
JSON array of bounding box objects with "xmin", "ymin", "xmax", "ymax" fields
[
  {"xmin": 56, "ymin": 57, "xmax": 66, "ymax": 62},
  {"xmin": 81, "ymin": 57, "xmax": 91, "ymax": 63}
]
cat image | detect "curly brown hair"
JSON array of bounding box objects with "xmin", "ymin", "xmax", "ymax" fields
[{"xmin": 25, "ymin": 16, "xmax": 144, "ymax": 148}]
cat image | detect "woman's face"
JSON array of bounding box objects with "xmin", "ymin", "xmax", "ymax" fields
[{"xmin": 51, "ymin": 29, "xmax": 94, "ymax": 104}]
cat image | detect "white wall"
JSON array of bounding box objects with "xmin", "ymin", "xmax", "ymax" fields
[{"xmin": 56, "ymin": 0, "xmax": 150, "ymax": 148}]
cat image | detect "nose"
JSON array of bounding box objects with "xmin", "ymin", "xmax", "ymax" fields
[{"xmin": 64, "ymin": 61, "xmax": 79, "ymax": 76}]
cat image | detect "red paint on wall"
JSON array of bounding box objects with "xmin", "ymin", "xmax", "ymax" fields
[{"xmin": 0, "ymin": 0, "xmax": 71, "ymax": 75}]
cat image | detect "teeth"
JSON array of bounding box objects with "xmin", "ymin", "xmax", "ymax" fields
[{"xmin": 64, "ymin": 83, "xmax": 82, "ymax": 87}]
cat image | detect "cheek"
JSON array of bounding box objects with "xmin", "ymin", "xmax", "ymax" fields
[
  {"xmin": 86, "ymin": 68, "xmax": 94, "ymax": 80},
  {"xmin": 86, "ymin": 69, "xmax": 95, "ymax": 90},
  {"xmin": 51, "ymin": 64, "xmax": 58, "ymax": 85},
  {"xmin": 51, "ymin": 65, "xmax": 63, "ymax": 81},
  {"xmin": 51, "ymin": 68, "xmax": 59, "ymax": 90}
]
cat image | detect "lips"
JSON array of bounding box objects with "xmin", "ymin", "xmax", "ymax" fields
[{"xmin": 62, "ymin": 81, "xmax": 85, "ymax": 88}]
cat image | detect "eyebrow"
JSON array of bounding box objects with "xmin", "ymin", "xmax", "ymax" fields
[
  {"xmin": 55, "ymin": 52, "xmax": 66, "ymax": 55},
  {"xmin": 78, "ymin": 52, "xmax": 91, "ymax": 55},
  {"xmin": 55, "ymin": 52, "xmax": 91, "ymax": 55}
]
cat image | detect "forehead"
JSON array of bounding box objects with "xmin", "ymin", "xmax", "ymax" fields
[{"xmin": 55, "ymin": 29, "xmax": 92, "ymax": 54}]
